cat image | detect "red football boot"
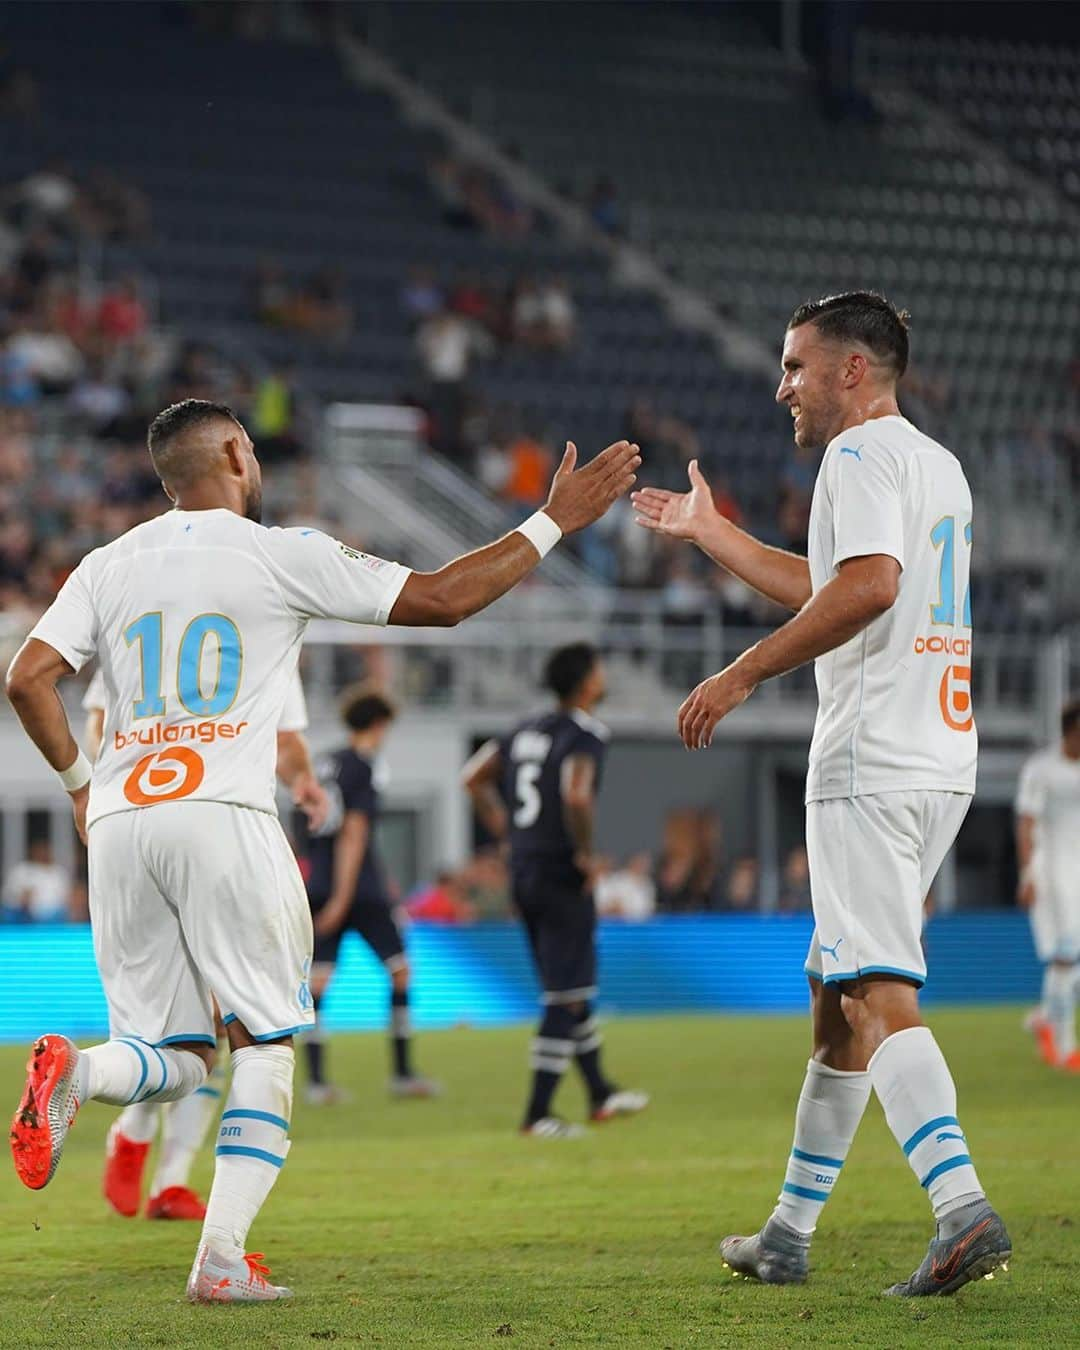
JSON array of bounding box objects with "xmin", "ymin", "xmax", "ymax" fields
[
  {"xmin": 10, "ymin": 1034, "xmax": 83, "ymax": 1191},
  {"xmin": 146, "ymin": 1185, "xmax": 207, "ymax": 1220},
  {"xmin": 103, "ymin": 1122, "xmax": 151, "ymax": 1217}
]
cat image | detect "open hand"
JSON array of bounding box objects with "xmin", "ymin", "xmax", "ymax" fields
[
  {"xmin": 544, "ymin": 440, "xmax": 641, "ymax": 535},
  {"xmin": 632, "ymin": 459, "xmax": 718, "ymax": 544},
  {"xmin": 677, "ymin": 663, "xmax": 757, "ymax": 749}
]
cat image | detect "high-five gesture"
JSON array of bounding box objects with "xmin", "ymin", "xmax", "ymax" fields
[
  {"xmin": 546, "ymin": 440, "xmax": 641, "ymax": 535},
  {"xmin": 631, "ymin": 459, "xmax": 718, "ymax": 545}
]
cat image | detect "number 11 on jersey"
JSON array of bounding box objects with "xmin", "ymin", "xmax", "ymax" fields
[{"xmin": 930, "ymin": 517, "xmax": 972, "ymax": 628}]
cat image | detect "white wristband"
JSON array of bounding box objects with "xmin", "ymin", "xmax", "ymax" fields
[
  {"xmin": 516, "ymin": 510, "xmax": 563, "ymax": 559},
  {"xmin": 58, "ymin": 748, "xmax": 92, "ymax": 793}
]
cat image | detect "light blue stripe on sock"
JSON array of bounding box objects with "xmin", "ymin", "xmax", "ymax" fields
[
  {"xmin": 782, "ymin": 1182, "xmax": 830, "ymax": 1203},
  {"xmin": 903, "ymin": 1116, "xmax": 959, "ymax": 1157},
  {"xmin": 792, "ymin": 1147, "xmax": 844, "ymax": 1169},
  {"xmin": 142, "ymin": 1044, "xmax": 169, "ymax": 1100},
  {"xmin": 920, "ymin": 1154, "xmax": 973, "ymax": 1189},
  {"xmin": 116, "ymin": 1038, "xmax": 148, "ymax": 1104},
  {"xmin": 194, "ymin": 1086, "xmax": 222, "ymax": 1099},
  {"xmin": 215, "ymin": 1145, "xmax": 286, "ymax": 1168},
  {"xmin": 221, "ymin": 1108, "xmax": 289, "ymax": 1132}
]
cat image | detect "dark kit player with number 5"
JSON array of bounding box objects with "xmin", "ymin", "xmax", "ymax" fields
[{"xmin": 464, "ymin": 643, "xmax": 647, "ymax": 1139}]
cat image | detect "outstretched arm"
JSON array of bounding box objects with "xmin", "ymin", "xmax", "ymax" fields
[
  {"xmin": 677, "ymin": 554, "xmax": 900, "ymax": 749},
  {"xmin": 632, "ymin": 460, "xmax": 811, "ymax": 612},
  {"xmin": 390, "ymin": 439, "xmax": 639, "ymax": 626}
]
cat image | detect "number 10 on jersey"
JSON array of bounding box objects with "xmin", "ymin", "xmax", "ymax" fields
[
  {"xmin": 930, "ymin": 517, "xmax": 972, "ymax": 628},
  {"xmin": 124, "ymin": 613, "xmax": 242, "ymax": 718}
]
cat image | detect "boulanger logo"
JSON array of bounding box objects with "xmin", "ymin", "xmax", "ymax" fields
[
  {"xmin": 939, "ymin": 664, "xmax": 974, "ymax": 732},
  {"xmin": 123, "ymin": 746, "xmax": 205, "ymax": 805}
]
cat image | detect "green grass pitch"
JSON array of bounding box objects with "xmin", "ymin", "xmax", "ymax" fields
[{"xmin": 0, "ymin": 1010, "xmax": 1076, "ymax": 1348}]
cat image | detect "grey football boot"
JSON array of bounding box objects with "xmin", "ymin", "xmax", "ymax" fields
[
  {"xmin": 720, "ymin": 1215, "xmax": 811, "ymax": 1285},
  {"xmin": 885, "ymin": 1203, "xmax": 1011, "ymax": 1297}
]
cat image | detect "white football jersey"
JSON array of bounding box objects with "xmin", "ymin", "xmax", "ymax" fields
[
  {"xmin": 32, "ymin": 509, "xmax": 409, "ymax": 827},
  {"xmin": 83, "ymin": 663, "xmax": 309, "ymax": 730},
  {"xmin": 1016, "ymin": 746, "xmax": 1080, "ymax": 905},
  {"xmin": 805, "ymin": 414, "xmax": 977, "ymax": 802}
]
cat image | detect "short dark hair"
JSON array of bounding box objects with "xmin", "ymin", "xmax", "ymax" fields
[
  {"xmin": 543, "ymin": 642, "xmax": 598, "ymax": 702},
  {"xmin": 147, "ymin": 399, "xmax": 242, "ymax": 482},
  {"xmin": 787, "ymin": 291, "xmax": 910, "ymax": 378},
  {"xmin": 1062, "ymin": 698, "xmax": 1080, "ymax": 738},
  {"xmin": 339, "ymin": 683, "xmax": 397, "ymax": 733}
]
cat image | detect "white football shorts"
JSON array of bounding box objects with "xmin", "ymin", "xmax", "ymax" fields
[
  {"xmin": 88, "ymin": 801, "xmax": 315, "ymax": 1045},
  {"xmin": 804, "ymin": 790, "xmax": 972, "ymax": 987},
  {"xmin": 1027, "ymin": 880, "xmax": 1080, "ymax": 964}
]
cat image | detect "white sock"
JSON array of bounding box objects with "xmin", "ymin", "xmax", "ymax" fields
[
  {"xmin": 149, "ymin": 1060, "xmax": 227, "ymax": 1196},
  {"xmin": 79, "ymin": 1039, "xmax": 208, "ymax": 1107},
  {"xmin": 869, "ymin": 1026, "xmax": 984, "ymax": 1222},
  {"xmin": 114, "ymin": 1099, "xmax": 161, "ymax": 1145},
  {"xmin": 772, "ymin": 1059, "xmax": 872, "ymax": 1235},
  {"xmin": 1040, "ymin": 965, "xmax": 1054, "ymax": 1021},
  {"xmin": 199, "ymin": 1044, "xmax": 294, "ymax": 1262},
  {"xmin": 1046, "ymin": 964, "xmax": 1077, "ymax": 1060}
]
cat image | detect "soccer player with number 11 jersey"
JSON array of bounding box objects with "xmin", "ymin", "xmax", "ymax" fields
[{"xmin": 634, "ymin": 291, "xmax": 1010, "ymax": 1297}]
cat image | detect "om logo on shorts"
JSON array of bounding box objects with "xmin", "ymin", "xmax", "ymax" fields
[
  {"xmin": 938, "ymin": 664, "xmax": 973, "ymax": 733},
  {"xmin": 123, "ymin": 747, "xmax": 206, "ymax": 805}
]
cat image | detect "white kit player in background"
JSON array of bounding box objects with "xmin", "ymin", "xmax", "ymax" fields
[
  {"xmin": 84, "ymin": 667, "xmax": 329, "ymax": 1222},
  {"xmin": 633, "ymin": 292, "xmax": 1010, "ymax": 1296},
  {"xmin": 5, "ymin": 398, "xmax": 639, "ymax": 1303},
  {"xmin": 1015, "ymin": 698, "xmax": 1080, "ymax": 1072}
]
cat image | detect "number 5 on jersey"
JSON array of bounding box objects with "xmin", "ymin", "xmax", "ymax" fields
[
  {"xmin": 514, "ymin": 762, "xmax": 543, "ymax": 828},
  {"xmin": 124, "ymin": 612, "xmax": 243, "ymax": 718}
]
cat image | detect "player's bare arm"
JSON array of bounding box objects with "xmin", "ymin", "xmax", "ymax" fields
[
  {"xmin": 631, "ymin": 460, "xmax": 811, "ymax": 612},
  {"xmin": 276, "ymin": 729, "xmax": 330, "ymax": 831},
  {"xmin": 6, "ymin": 636, "xmax": 90, "ymax": 841},
  {"xmin": 389, "ymin": 439, "xmax": 640, "ymax": 626},
  {"xmin": 316, "ymin": 811, "xmax": 370, "ymax": 938},
  {"xmin": 561, "ymin": 753, "xmax": 597, "ymax": 884},
  {"xmin": 462, "ymin": 740, "xmax": 509, "ymax": 841},
  {"xmin": 1016, "ymin": 813, "xmax": 1037, "ymax": 909},
  {"xmin": 677, "ymin": 553, "xmax": 900, "ymax": 750}
]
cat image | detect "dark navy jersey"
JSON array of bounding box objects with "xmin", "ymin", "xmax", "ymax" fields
[
  {"xmin": 302, "ymin": 747, "xmax": 388, "ymax": 905},
  {"xmin": 499, "ymin": 709, "xmax": 608, "ymax": 871}
]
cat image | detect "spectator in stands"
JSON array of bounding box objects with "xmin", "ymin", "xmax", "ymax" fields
[
  {"xmin": 400, "ymin": 265, "xmax": 444, "ymax": 328},
  {"xmin": 11, "ymin": 161, "xmax": 79, "ymax": 232},
  {"xmin": 406, "ymin": 869, "xmax": 478, "ymax": 924},
  {"xmin": 1, "ymin": 836, "xmax": 71, "ymax": 923},
  {"xmin": 416, "ymin": 308, "xmax": 492, "ymax": 459},
  {"xmin": 594, "ymin": 853, "xmax": 657, "ymax": 921},
  {"xmin": 98, "ymin": 276, "xmax": 148, "ymax": 346},
  {"xmin": 589, "ymin": 176, "xmax": 622, "ymax": 234},
  {"xmin": 500, "ymin": 428, "xmax": 553, "ymax": 509},
  {"xmin": 249, "ymin": 363, "xmax": 305, "ymax": 464},
  {"xmin": 656, "ymin": 808, "xmax": 720, "ymax": 912},
  {"xmin": 253, "ymin": 258, "xmax": 297, "ymax": 328},
  {"xmin": 0, "ymin": 343, "xmax": 38, "ymax": 408},
  {"xmin": 296, "ymin": 266, "xmax": 353, "ymax": 345},
  {"xmin": 778, "ymin": 845, "xmax": 812, "ymax": 913},
  {"xmin": 721, "ymin": 856, "xmax": 759, "ymax": 913},
  {"xmin": 511, "ymin": 275, "xmax": 576, "ymax": 352},
  {"xmin": 7, "ymin": 314, "xmax": 84, "ymax": 393},
  {"xmin": 66, "ymin": 358, "xmax": 131, "ymax": 433}
]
